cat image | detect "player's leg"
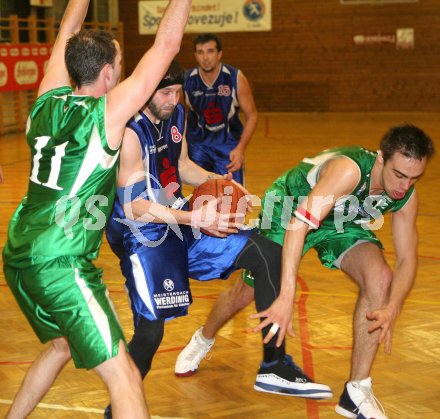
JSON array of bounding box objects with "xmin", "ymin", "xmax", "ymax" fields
[
  {"xmin": 122, "ymin": 237, "xmax": 190, "ymax": 375},
  {"xmin": 233, "ymin": 232, "xmax": 332, "ymax": 399},
  {"xmin": 129, "ymin": 316, "xmax": 165, "ymax": 378},
  {"xmin": 104, "ymin": 241, "xmax": 183, "ymax": 418},
  {"xmin": 174, "ymin": 276, "xmax": 253, "ymax": 377},
  {"xmin": 3, "ymin": 263, "xmax": 73, "ymax": 418},
  {"xmin": 95, "ymin": 340, "xmax": 149, "ymax": 419},
  {"xmin": 340, "ymin": 242, "xmax": 392, "ymax": 380},
  {"xmin": 335, "ymin": 241, "xmax": 391, "ymax": 419},
  {"xmin": 104, "ymin": 317, "xmax": 165, "ymax": 417},
  {"xmin": 50, "ymin": 256, "xmax": 149, "ymax": 418},
  {"xmin": 6, "ymin": 337, "xmax": 71, "ymax": 419},
  {"xmin": 175, "ymin": 228, "xmax": 255, "ymax": 376},
  {"xmin": 203, "ymin": 278, "xmax": 254, "ymax": 339}
]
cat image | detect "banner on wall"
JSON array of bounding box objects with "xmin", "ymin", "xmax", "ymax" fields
[
  {"xmin": 30, "ymin": 0, "xmax": 54, "ymax": 6},
  {"xmin": 138, "ymin": 0, "xmax": 271, "ymax": 35},
  {"xmin": 342, "ymin": 0, "xmax": 417, "ymax": 3},
  {"xmin": 352, "ymin": 28, "xmax": 414, "ymax": 49},
  {"xmin": 0, "ymin": 44, "xmax": 52, "ymax": 92}
]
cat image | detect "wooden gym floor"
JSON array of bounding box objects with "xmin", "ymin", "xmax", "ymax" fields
[{"xmin": 0, "ymin": 112, "xmax": 439, "ymax": 418}]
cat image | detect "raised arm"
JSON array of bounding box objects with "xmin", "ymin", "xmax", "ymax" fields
[
  {"xmin": 227, "ymin": 71, "xmax": 258, "ymax": 172},
  {"xmin": 38, "ymin": 0, "xmax": 90, "ymax": 96},
  {"xmin": 106, "ymin": 0, "xmax": 191, "ymax": 147}
]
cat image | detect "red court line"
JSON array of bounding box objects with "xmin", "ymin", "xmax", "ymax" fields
[
  {"xmin": 296, "ymin": 275, "xmax": 320, "ymax": 418},
  {"xmin": 264, "ymin": 115, "xmax": 270, "ymax": 139},
  {"xmin": 157, "ymin": 346, "xmax": 184, "ymax": 354},
  {"xmin": 0, "ymin": 361, "xmax": 32, "ymax": 365}
]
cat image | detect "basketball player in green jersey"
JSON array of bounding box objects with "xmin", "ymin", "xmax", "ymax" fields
[
  {"xmin": 177, "ymin": 124, "xmax": 435, "ymax": 418},
  {"xmin": 2, "ymin": 0, "xmax": 191, "ymax": 418}
]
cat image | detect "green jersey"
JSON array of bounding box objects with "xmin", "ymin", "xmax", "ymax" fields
[
  {"xmin": 262, "ymin": 146, "xmax": 413, "ymax": 234},
  {"xmin": 3, "ymin": 86, "xmax": 120, "ymax": 267}
]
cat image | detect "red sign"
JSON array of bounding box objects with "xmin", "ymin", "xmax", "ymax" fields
[{"xmin": 0, "ymin": 44, "xmax": 52, "ymax": 92}]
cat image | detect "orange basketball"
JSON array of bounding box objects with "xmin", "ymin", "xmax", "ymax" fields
[{"xmin": 189, "ymin": 179, "xmax": 247, "ymax": 236}]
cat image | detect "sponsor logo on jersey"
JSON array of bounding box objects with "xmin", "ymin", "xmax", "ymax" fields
[
  {"xmin": 203, "ymin": 101, "xmax": 224, "ymax": 125},
  {"xmin": 163, "ymin": 278, "xmax": 174, "ymax": 291},
  {"xmin": 153, "ymin": 291, "xmax": 191, "ymax": 309}
]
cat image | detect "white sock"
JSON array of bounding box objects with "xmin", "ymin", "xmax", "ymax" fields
[{"xmin": 199, "ymin": 327, "xmax": 215, "ymax": 343}]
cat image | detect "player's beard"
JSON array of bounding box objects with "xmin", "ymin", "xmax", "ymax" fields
[{"xmin": 148, "ymin": 101, "xmax": 175, "ymax": 121}]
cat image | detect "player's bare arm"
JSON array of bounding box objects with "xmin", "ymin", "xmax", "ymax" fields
[
  {"xmin": 367, "ymin": 190, "xmax": 419, "ymax": 353},
  {"xmin": 38, "ymin": 0, "xmax": 90, "ymax": 96},
  {"xmin": 227, "ymin": 71, "xmax": 257, "ymax": 172},
  {"xmin": 106, "ymin": 0, "xmax": 191, "ymax": 147}
]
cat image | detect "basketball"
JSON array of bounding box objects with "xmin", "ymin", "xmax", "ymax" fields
[{"xmin": 189, "ymin": 179, "xmax": 247, "ymax": 236}]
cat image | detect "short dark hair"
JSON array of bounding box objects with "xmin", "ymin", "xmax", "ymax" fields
[
  {"xmin": 65, "ymin": 29, "xmax": 117, "ymax": 88},
  {"xmin": 380, "ymin": 123, "xmax": 435, "ymax": 162},
  {"xmin": 193, "ymin": 33, "xmax": 222, "ymax": 52},
  {"xmin": 156, "ymin": 59, "xmax": 184, "ymax": 90}
]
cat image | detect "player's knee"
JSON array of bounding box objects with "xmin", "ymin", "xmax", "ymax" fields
[
  {"xmin": 109, "ymin": 343, "xmax": 143, "ymax": 388},
  {"xmin": 51, "ymin": 337, "xmax": 72, "ymax": 361},
  {"xmin": 377, "ymin": 264, "xmax": 393, "ymax": 292},
  {"xmin": 133, "ymin": 317, "xmax": 164, "ymax": 347},
  {"xmin": 363, "ymin": 263, "xmax": 392, "ymax": 300},
  {"xmin": 231, "ymin": 279, "xmax": 254, "ymax": 306}
]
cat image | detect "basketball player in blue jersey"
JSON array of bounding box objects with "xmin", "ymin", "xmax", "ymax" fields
[
  {"xmin": 103, "ymin": 61, "xmax": 331, "ymax": 418},
  {"xmin": 178, "ymin": 125, "xmax": 435, "ymax": 419},
  {"xmin": 2, "ymin": 1, "xmax": 191, "ymax": 418},
  {"xmin": 184, "ymin": 33, "xmax": 258, "ymax": 185}
]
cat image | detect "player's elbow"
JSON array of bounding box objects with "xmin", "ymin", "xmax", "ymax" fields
[{"xmin": 154, "ymin": 36, "xmax": 181, "ymax": 60}]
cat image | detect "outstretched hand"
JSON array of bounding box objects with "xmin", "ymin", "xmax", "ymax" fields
[
  {"xmin": 367, "ymin": 305, "xmax": 399, "ymax": 354},
  {"xmin": 249, "ymin": 295, "xmax": 295, "ymax": 347}
]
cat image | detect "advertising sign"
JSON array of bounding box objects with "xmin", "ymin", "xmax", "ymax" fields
[
  {"xmin": 0, "ymin": 44, "xmax": 51, "ymax": 92},
  {"xmin": 138, "ymin": 0, "xmax": 271, "ymax": 34}
]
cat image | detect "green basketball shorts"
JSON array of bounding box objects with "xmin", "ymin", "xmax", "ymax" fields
[
  {"xmin": 4, "ymin": 255, "xmax": 126, "ymax": 369},
  {"xmin": 243, "ymin": 222, "xmax": 383, "ymax": 285}
]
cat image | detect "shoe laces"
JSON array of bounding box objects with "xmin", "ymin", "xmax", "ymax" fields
[
  {"xmin": 283, "ymin": 355, "xmax": 313, "ymax": 382},
  {"xmin": 184, "ymin": 331, "xmax": 214, "ymax": 362},
  {"xmin": 353, "ymin": 382, "xmax": 387, "ymax": 418}
]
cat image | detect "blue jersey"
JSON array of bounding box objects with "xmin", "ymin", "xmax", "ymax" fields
[
  {"xmin": 184, "ymin": 63, "xmax": 243, "ymax": 147},
  {"xmin": 106, "ymin": 103, "xmax": 186, "ymax": 256}
]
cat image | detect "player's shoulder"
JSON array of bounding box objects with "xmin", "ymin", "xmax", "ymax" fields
[
  {"xmin": 184, "ymin": 67, "xmax": 199, "ymax": 80},
  {"xmin": 175, "ymin": 102, "xmax": 185, "ymax": 114},
  {"xmin": 35, "ymin": 85, "xmax": 73, "ymax": 103},
  {"xmin": 221, "ymin": 63, "xmax": 239, "ymax": 76}
]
